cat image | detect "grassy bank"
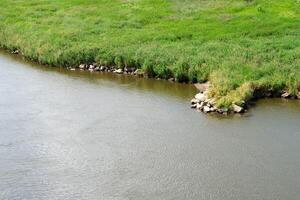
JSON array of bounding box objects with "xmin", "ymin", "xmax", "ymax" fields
[{"xmin": 0, "ymin": 0, "xmax": 299, "ymax": 108}]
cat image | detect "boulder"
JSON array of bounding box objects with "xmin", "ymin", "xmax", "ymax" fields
[
  {"xmin": 94, "ymin": 66, "xmax": 100, "ymax": 71},
  {"xmin": 168, "ymin": 78, "xmax": 175, "ymax": 82},
  {"xmin": 232, "ymin": 104, "xmax": 244, "ymax": 113},
  {"xmin": 195, "ymin": 93, "xmax": 206, "ymax": 102}
]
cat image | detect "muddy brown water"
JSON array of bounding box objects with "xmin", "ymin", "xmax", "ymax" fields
[{"xmin": 0, "ymin": 50, "xmax": 300, "ymax": 200}]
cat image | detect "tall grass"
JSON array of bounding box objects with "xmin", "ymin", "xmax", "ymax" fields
[{"xmin": 0, "ymin": 0, "xmax": 299, "ymax": 107}]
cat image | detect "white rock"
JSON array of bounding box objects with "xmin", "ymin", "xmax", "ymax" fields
[
  {"xmin": 203, "ymin": 106, "xmax": 211, "ymax": 113},
  {"xmin": 89, "ymin": 65, "xmax": 95, "ymax": 70},
  {"xmin": 114, "ymin": 69, "xmax": 123, "ymax": 74},
  {"xmin": 281, "ymin": 92, "xmax": 290, "ymax": 98},
  {"xmin": 232, "ymin": 104, "xmax": 243, "ymax": 113},
  {"xmin": 195, "ymin": 93, "xmax": 206, "ymax": 102},
  {"xmin": 197, "ymin": 102, "xmax": 204, "ymax": 110},
  {"xmin": 79, "ymin": 64, "xmax": 85, "ymax": 69}
]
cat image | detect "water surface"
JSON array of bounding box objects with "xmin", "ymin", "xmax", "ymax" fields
[{"xmin": 0, "ymin": 51, "xmax": 300, "ymax": 200}]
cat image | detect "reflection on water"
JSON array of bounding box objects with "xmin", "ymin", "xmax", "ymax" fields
[{"xmin": 0, "ymin": 50, "xmax": 300, "ymax": 200}]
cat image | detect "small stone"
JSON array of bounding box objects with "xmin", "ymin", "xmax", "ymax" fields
[
  {"xmin": 232, "ymin": 104, "xmax": 244, "ymax": 113},
  {"xmin": 12, "ymin": 50, "xmax": 19, "ymax": 54},
  {"xmin": 210, "ymin": 107, "xmax": 216, "ymax": 112},
  {"xmin": 195, "ymin": 93, "xmax": 206, "ymax": 102},
  {"xmin": 203, "ymin": 106, "xmax": 211, "ymax": 113},
  {"xmin": 281, "ymin": 91, "xmax": 291, "ymax": 98},
  {"xmin": 196, "ymin": 102, "xmax": 204, "ymax": 110},
  {"xmin": 89, "ymin": 65, "xmax": 95, "ymax": 70},
  {"xmin": 100, "ymin": 66, "xmax": 106, "ymax": 71},
  {"xmin": 114, "ymin": 69, "xmax": 123, "ymax": 74}
]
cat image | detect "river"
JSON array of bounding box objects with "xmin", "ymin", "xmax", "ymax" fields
[{"xmin": 0, "ymin": 51, "xmax": 300, "ymax": 200}]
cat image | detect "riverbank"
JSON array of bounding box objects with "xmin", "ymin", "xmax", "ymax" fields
[{"xmin": 0, "ymin": 0, "xmax": 299, "ymax": 112}]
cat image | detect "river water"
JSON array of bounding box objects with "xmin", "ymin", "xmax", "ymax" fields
[{"xmin": 0, "ymin": 51, "xmax": 300, "ymax": 200}]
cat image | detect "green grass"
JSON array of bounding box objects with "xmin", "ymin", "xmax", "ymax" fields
[{"xmin": 0, "ymin": 0, "xmax": 299, "ymax": 108}]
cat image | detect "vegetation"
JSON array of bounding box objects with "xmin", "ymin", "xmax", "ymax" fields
[{"xmin": 0, "ymin": 0, "xmax": 299, "ymax": 108}]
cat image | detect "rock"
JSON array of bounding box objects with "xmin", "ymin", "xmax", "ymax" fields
[
  {"xmin": 168, "ymin": 78, "xmax": 175, "ymax": 82},
  {"xmin": 210, "ymin": 106, "xmax": 216, "ymax": 112},
  {"xmin": 232, "ymin": 104, "xmax": 244, "ymax": 113},
  {"xmin": 281, "ymin": 91, "xmax": 291, "ymax": 98},
  {"xmin": 195, "ymin": 93, "xmax": 206, "ymax": 102},
  {"xmin": 79, "ymin": 64, "xmax": 86, "ymax": 69},
  {"xmin": 69, "ymin": 68, "xmax": 75, "ymax": 71},
  {"xmin": 114, "ymin": 69, "xmax": 123, "ymax": 74},
  {"xmin": 196, "ymin": 102, "xmax": 204, "ymax": 110},
  {"xmin": 100, "ymin": 66, "xmax": 106, "ymax": 71},
  {"xmin": 191, "ymin": 98, "xmax": 200, "ymax": 104},
  {"xmin": 89, "ymin": 65, "xmax": 95, "ymax": 70},
  {"xmin": 203, "ymin": 106, "xmax": 211, "ymax": 113},
  {"xmin": 297, "ymin": 92, "xmax": 300, "ymax": 99},
  {"xmin": 12, "ymin": 50, "xmax": 19, "ymax": 54},
  {"xmin": 194, "ymin": 82, "xmax": 210, "ymax": 93},
  {"xmin": 94, "ymin": 66, "xmax": 100, "ymax": 71}
]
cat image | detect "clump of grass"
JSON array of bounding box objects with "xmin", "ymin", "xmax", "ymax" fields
[{"xmin": 0, "ymin": 0, "xmax": 299, "ymax": 108}]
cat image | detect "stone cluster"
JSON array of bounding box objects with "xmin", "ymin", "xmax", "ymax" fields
[{"xmin": 68, "ymin": 64, "xmax": 144, "ymax": 76}]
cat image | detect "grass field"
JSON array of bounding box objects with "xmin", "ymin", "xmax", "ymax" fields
[{"xmin": 0, "ymin": 0, "xmax": 299, "ymax": 108}]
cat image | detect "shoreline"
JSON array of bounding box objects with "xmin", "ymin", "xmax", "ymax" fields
[{"xmin": 3, "ymin": 47, "xmax": 300, "ymax": 115}]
